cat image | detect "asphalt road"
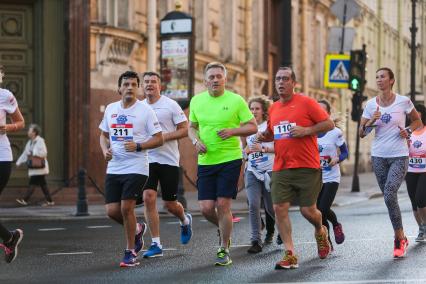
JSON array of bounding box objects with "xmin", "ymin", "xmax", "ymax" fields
[{"xmin": 1, "ymin": 195, "xmax": 426, "ymax": 283}]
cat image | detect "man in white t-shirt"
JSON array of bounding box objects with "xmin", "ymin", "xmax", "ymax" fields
[
  {"xmin": 99, "ymin": 71, "xmax": 163, "ymax": 267},
  {"xmin": 141, "ymin": 72, "xmax": 192, "ymax": 258}
]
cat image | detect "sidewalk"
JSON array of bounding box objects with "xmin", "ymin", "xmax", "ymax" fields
[{"xmin": 0, "ymin": 172, "xmax": 405, "ymax": 221}]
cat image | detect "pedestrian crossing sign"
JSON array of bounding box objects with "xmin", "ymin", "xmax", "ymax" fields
[{"xmin": 324, "ymin": 54, "xmax": 350, "ymax": 88}]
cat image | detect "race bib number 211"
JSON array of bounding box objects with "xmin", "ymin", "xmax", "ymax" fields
[{"xmin": 110, "ymin": 124, "xmax": 134, "ymax": 141}]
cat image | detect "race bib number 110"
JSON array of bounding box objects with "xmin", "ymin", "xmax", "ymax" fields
[{"xmin": 274, "ymin": 122, "xmax": 296, "ymax": 140}]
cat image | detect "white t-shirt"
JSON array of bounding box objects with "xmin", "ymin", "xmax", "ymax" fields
[
  {"xmin": 362, "ymin": 94, "xmax": 414, "ymax": 157},
  {"xmin": 142, "ymin": 96, "xmax": 187, "ymax": 166},
  {"xmin": 408, "ymin": 129, "xmax": 426, "ymax": 173},
  {"xmin": 0, "ymin": 88, "xmax": 18, "ymax": 161},
  {"xmin": 99, "ymin": 100, "xmax": 162, "ymax": 175},
  {"xmin": 245, "ymin": 121, "xmax": 274, "ymax": 172},
  {"xmin": 317, "ymin": 128, "xmax": 345, "ymax": 183}
]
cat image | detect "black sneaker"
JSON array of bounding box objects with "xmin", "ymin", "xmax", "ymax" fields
[
  {"xmin": 247, "ymin": 241, "xmax": 262, "ymax": 254},
  {"xmin": 276, "ymin": 234, "xmax": 283, "ymax": 245},
  {"xmin": 264, "ymin": 232, "xmax": 274, "ymax": 244},
  {"xmin": 3, "ymin": 229, "xmax": 23, "ymax": 263}
]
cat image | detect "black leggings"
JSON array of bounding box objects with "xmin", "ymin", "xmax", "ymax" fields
[
  {"xmin": 0, "ymin": 161, "xmax": 13, "ymax": 242},
  {"xmin": 405, "ymin": 172, "xmax": 426, "ymax": 211},
  {"xmin": 317, "ymin": 182, "xmax": 340, "ymax": 233}
]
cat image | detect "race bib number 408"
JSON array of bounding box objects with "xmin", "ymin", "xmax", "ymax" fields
[
  {"xmin": 274, "ymin": 122, "xmax": 296, "ymax": 140},
  {"xmin": 110, "ymin": 124, "xmax": 133, "ymax": 141},
  {"xmin": 409, "ymin": 156, "xmax": 426, "ymax": 169}
]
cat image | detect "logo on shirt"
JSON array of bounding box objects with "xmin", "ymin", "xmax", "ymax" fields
[
  {"xmin": 318, "ymin": 145, "xmax": 324, "ymax": 153},
  {"xmin": 117, "ymin": 115, "xmax": 128, "ymax": 124},
  {"xmin": 380, "ymin": 113, "xmax": 392, "ymax": 124},
  {"xmin": 111, "ymin": 114, "xmax": 117, "ymax": 118},
  {"xmin": 413, "ymin": 140, "xmax": 422, "ymax": 149}
]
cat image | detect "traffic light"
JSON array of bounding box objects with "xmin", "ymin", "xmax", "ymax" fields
[
  {"xmin": 349, "ymin": 49, "xmax": 367, "ymax": 92},
  {"xmin": 351, "ymin": 92, "xmax": 367, "ymax": 121}
]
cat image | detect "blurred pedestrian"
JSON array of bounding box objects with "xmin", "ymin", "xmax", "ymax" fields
[
  {"xmin": 16, "ymin": 123, "xmax": 53, "ymax": 206},
  {"xmin": 0, "ymin": 64, "xmax": 24, "ymax": 263},
  {"xmin": 405, "ymin": 104, "xmax": 426, "ymax": 242},
  {"xmin": 316, "ymin": 100, "xmax": 349, "ymax": 251},
  {"xmin": 359, "ymin": 67, "xmax": 422, "ymax": 258},
  {"xmin": 188, "ymin": 62, "xmax": 257, "ymax": 266},
  {"xmin": 242, "ymin": 95, "xmax": 275, "ymax": 254}
]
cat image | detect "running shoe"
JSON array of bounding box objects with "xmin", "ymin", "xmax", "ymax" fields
[
  {"xmin": 120, "ymin": 250, "xmax": 139, "ymax": 267},
  {"xmin": 232, "ymin": 215, "xmax": 241, "ymax": 223},
  {"xmin": 16, "ymin": 199, "xmax": 28, "ymax": 206},
  {"xmin": 275, "ymin": 250, "xmax": 298, "ymax": 269},
  {"xmin": 315, "ymin": 226, "xmax": 331, "ymax": 259},
  {"xmin": 264, "ymin": 232, "xmax": 273, "ymax": 244},
  {"xmin": 333, "ymin": 223, "xmax": 345, "ymax": 244},
  {"xmin": 134, "ymin": 222, "xmax": 147, "ymax": 254},
  {"xmin": 247, "ymin": 241, "xmax": 262, "ymax": 254},
  {"xmin": 41, "ymin": 201, "xmax": 55, "ymax": 207},
  {"xmin": 143, "ymin": 242, "xmax": 163, "ymax": 258},
  {"xmin": 2, "ymin": 229, "xmax": 23, "ymax": 264},
  {"xmin": 415, "ymin": 225, "xmax": 426, "ymax": 242},
  {"xmin": 215, "ymin": 247, "xmax": 232, "ymax": 266},
  {"xmin": 394, "ymin": 237, "xmax": 409, "ymax": 258},
  {"xmin": 276, "ymin": 234, "xmax": 283, "ymax": 245},
  {"xmin": 180, "ymin": 213, "xmax": 193, "ymax": 244}
]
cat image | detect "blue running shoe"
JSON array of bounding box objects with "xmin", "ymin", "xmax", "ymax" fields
[
  {"xmin": 143, "ymin": 242, "xmax": 163, "ymax": 258},
  {"xmin": 119, "ymin": 250, "xmax": 140, "ymax": 267},
  {"xmin": 181, "ymin": 213, "xmax": 193, "ymax": 245},
  {"xmin": 135, "ymin": 222, "xmax": 147, "ymax": 254}
]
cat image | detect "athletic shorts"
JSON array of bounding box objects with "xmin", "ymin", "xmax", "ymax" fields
[
  {"xmin": 197, "ymin": 159, "xmax": 242, "ymax": 201},
  {"xmin": 143, "ymin": 163, "xmax": 179, "ymax": 201},
  {"xmin": 105, "ymin": 174, "xmax": 148, "ymax": 204},
  {"xmin": 271, "ymin": 168, "xmax": 322, "ymax": 207}
]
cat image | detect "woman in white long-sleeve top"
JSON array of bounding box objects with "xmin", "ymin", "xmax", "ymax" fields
[{"xmin": 16, "ymin": 124, "xmax": 53, "ymax": 206}]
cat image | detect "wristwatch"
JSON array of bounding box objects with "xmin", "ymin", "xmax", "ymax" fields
[
  {"xmin": 405, "ymin": 127, "xmax": 413, "ymax": 135},
  {"xmin": 192, "ymin": 138, "xmax": 198, "ymax": 145}
]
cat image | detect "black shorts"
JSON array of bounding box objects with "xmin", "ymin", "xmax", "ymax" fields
[
  {"xmin": 105, "ymin": 174, "xmax": 148, "ymax": 204},
  {"xmin": 197, "ymin": 159, "xmax": 242, "ymax": 201},
  {"xmin": 143, "ymin": 163, "xmax": 179, "ymax": 201},
  {"xmin": 29, "ymin": 175, "xmax": 47, "ymax": 186}
]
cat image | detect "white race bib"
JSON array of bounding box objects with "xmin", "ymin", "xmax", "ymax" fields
[
  {"xmin": 320, "ymin": 155, "xmax": 332, "ymax": 171},
  {"xmin": 110, "ymin": 123, "xmax": 134, "ymax": 141},
  {"xmin": 274, "ymin": 122, "xmax": 296, "ymax": 140},
  {"xmin": 409, "ymin": 155, "xmax": 426, "ymax": 169}
]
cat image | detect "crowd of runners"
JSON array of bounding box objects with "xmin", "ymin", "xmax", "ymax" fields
[{"xmin": 1, "ymin": 61, "xmax": 425, "ymax": 269}]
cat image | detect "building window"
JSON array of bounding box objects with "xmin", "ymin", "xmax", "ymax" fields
[{"xmin": 98, "ymin": 0, "xmax": 129, "ymax": 28}]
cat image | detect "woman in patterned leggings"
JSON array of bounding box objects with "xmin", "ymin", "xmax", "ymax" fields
[{"xmin": 359, "ymin": 67, "xmax": 422, "ymax": 258}]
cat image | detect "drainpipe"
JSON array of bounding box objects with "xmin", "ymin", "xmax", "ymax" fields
[
  {"xmin": 245, "ymin": 0, "xmax": 253, "ymax": 98},
  {"xmin": 147, "ymin": 0, "xmax": 156, "ymax": 71}
]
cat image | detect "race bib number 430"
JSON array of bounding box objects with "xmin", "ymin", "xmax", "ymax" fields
[
  {"xmin": 409, "ymin": 156, "xmax": 426, "ymax": 169},
  {"xmin": 274, "ymin": 122, "xmax": 296, "ymax": 140},
  {"xmin": 110, "ymin": 124, "xmax": 133, "ymax": 141}
]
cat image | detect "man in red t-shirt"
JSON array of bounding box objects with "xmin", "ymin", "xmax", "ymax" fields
[{"xmin": 258, "ymin": 67, "xmax": 334, "ymax": 269}]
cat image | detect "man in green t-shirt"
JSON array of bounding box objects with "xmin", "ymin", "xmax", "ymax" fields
[{"xmin": 188, "ymin": 62, "xmax": 257, "ymax": 266}]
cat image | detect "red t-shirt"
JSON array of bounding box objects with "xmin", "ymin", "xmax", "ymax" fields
[{"xmin": 267, "ymin": 93, "xmax": 329, "ymax": 171}]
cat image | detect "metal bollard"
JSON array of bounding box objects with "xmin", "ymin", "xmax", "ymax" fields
[{"xmin": 75, "ymin": 168, "xmax": 89, "ymax": 216}]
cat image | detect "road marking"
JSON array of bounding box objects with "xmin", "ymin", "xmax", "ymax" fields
[
  {"xmin": 287, "ymin": 280, "xmax": 426, "ymax": 284},
  {"xmin": 229, "ymin": 244, "xmax": 251, "ymax": 248},
  {"xmin": 47, "ymin": 252, "xmax": 93, "ymax": 256},
  {"xmin": 166, "ymin": 221, "xmax": 181, "ymax": 225},
  {"xmin": 86, "ymin": 225, "xmax": 112, "ymax": 229},
  {"xmin": 38, "ymin": 228, "xmax": 66, "ymax": 231}
]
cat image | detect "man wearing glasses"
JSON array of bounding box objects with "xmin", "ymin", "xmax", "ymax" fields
[{"xmin": 257, "ymin": 67, "xmax": 334, "ymax": 269}]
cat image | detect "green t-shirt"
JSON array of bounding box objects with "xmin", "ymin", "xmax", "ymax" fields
[{"xmin": 189, "ymin": 90, "xmax": 254, "ymax": 165}]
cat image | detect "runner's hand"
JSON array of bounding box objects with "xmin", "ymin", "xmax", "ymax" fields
[
  {"xmin": 398, "ymin": 126, "xmax": 410, "ymax": 139},
  {"xmin": 249, "ymin": 143, "xmax": 262, "ymax": 152},
  {"xmin": 195, "ymin": 140, "xmax": 207, "ymax": 154},
  {"xmin": 0, "ymin": 125, "xmax": 6, "ymax": 135},
  {"xmin": 217, "ymin": 129, "xmax": 234, "ymax": 140},
  {"xmin": 329, "ymin": 157, "xmax": 339, "ymax": 167},
  {"xmin": 371, "ymin": 106, "xmax": 381, "ymax": 123},
  {"xmin": 103, "ymin": 148, "xmax": 112, "ymax": 161},
  {"xmin": 290, "ymin": 126, "xmax": 310, "ymax": 138},
  {"xmin": 124, "ymin": 141, "xmax": 137, "ymax": 152}
]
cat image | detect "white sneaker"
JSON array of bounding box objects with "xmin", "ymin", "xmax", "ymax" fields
[
  {"xmin": 41, "ymin": 201, "xmax": 55, "ymax": 207},
  {"xmin": 16, "ymin": 199, "xmax": 28, "ymax": 206}
]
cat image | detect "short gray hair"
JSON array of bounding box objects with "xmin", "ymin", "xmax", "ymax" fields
[
  {"xmin": 204, "ymin": 62, "xmax": 227, "ymax": 78},
  {"xmin": 29, "ymin": 123, "xmax": 41, "ymax": 136}
]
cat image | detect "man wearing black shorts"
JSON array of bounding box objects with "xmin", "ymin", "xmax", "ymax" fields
[
  {"xmin": 99, "ymin": 71, "xmax": 163, "ymax": 267},
  {"xmin": 141, "ymin": 72, "xmax": 192, "ymax": 258}
]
